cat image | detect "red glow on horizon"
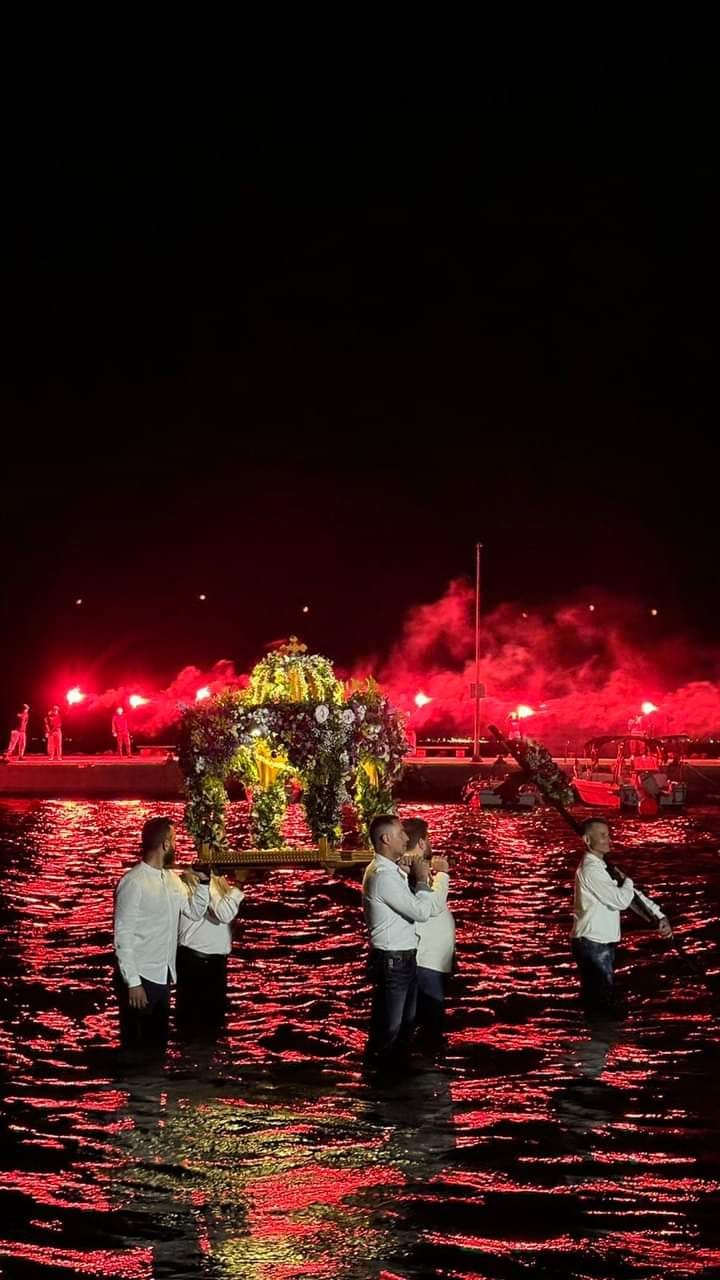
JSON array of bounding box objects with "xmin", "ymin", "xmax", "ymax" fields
[
  {"xmin": 414, "ymin": 691, "xmax": 432, "ymax": 707},
  {"xmin": 128, "ymin": 695, "xmax": 149, "ymax": 709},
  {"xmin": 641, "ymin": 700, "xmax": 659, "ymax": 715},
  {"xmin": 195, "ymin": 686, "xmax": 211, "ymax": 702},
  {"xmin": 66, "ymin": 687, "xmax": 86, "ymax": 706}
]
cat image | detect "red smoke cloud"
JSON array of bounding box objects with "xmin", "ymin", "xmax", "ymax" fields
[
  {"xmin": 67, "ymin": 583, "xmax": 720, "ymax": 749},
  {"xmin": 367, "ymin": 580, "xmax": 720, "ymax": 748},
  {"xmin": 84, "ymin": 661, "xmax": 248, "ymax": 737}
]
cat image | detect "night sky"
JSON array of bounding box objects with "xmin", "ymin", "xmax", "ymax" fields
[{"xmin": 3, "ymin": 61, "xmax": 719, "ymax": 726}]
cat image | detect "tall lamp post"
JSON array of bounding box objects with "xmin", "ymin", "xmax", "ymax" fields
[{"xmin": 472, "ymin": 542, "xmax": 483, "ymax": 761}]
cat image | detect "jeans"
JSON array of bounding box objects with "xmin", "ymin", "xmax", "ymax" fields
[
  {"xmin": 366, "ymin": 949, "xmax": 417, "ymax": 1067},
  {"xmin": 416, "ymin": 966, "xmax": 447, "ymax": 1049},
  {"xmin": 114, "ymin": 964, "xmax": 170, "ymax": 1052},
  {"xmin": 572, "ymin": 938, "xmax": 618, "ymax": 1013},
  {"xmin": 176, "ymin": 946, "xmax": 229, "ymax": 1040}
]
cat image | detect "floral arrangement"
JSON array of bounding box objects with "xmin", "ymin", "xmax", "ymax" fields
[
  {"xmin": 520, "ymin": 741, "xmax": 575, "ymax": 806},
  {"xmin": 178, "ymin": 643, "xmax": 408, "ymax": 852}
]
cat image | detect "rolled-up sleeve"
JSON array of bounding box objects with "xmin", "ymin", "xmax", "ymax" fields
[
  {"xmin": 211, "ymin": 886, "xmax": 244, "ymax": 924},
  {"xmin": 581, "ymin": 861, "xmax": 635, "ymax": 911},
  {"xmin": 114, "ymin": 877, "xmax": 142, "ymax": 988}
]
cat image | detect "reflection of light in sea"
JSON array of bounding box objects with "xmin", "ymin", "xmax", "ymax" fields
[{"xmin": 0, "ymin": 799, "xmax": 718, "ymax": 1275}]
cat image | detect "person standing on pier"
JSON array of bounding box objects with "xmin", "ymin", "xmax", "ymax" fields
[
  {"xmin": 175, "ymin": 869, "xmax": 245, "ymax": 1038},
  {"xmin": 6, "ymin": 704, "xmax": 29, "ymax": 758},
  {"xmin": 112, "ymin": 707, "xmax": 132, "ymax": 757},
  {"xmin": 362, "ymin": 814, "xmax": 449, "ymax": 1074},
  {"xmin": 403, "ymin": 817, "xmax": 455, "ymax": 1052},
  {"xmin": 571, "ymin": 817, "xmax": 672, "ymax": 1016},
  {"xmin": 113, "ymin": 817, "xmax": 210, "ymax": 1051},
  {"xmin": 45, "ymin": 706, "xmax": 62, "ymax": 760}
]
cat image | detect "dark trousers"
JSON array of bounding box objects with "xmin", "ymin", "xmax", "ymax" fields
[
  {"xmin": 175, "ymin": 945, "xmax": 229, "ymax": 1040},
  {"xmin": 416, "ymin": 965, "xmax": 447, "ymax": 1049},
  {"xmin": 572, "ymin": 938, "xmax": 618, "ymax": 1014},
  {"xmin": 366, "ymin": 949, "xmax": 417, "ymax": 1069},
  {"xmin": 113, "ymin": 964, "xmax": 170, "ymax": 1052}
]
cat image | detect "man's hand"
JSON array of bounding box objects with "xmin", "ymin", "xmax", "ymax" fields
[
  {"xmin": 658, "ymin": 916, "xmax": 673, "ymax": 939},
  {"xmin": 431, "ymin": 855, "xmax": 449, "ymax": 874},
  {"xmin": 128, "ymin": 984, "xmax": 148, "ymax": 1009}
]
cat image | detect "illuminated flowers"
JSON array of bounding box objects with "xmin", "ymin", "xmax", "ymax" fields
[{"xmin": 179, "ymin": 657, "xmax": 410, "ymax": 851}]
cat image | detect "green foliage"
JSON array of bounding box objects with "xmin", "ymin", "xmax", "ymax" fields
[{"xmin": 179, "ymin": 646, "xmax": 409, "ymax": 851}]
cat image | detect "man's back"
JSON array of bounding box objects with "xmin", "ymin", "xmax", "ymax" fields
[{"xmin": 415, "ymin": 873, "xmax": 454, "ymax": 972}]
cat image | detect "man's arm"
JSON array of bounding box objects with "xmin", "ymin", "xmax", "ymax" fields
[
  {"xmin": 607, "ymin": 859, "xmax": 672, "ymax": 934},
  {"xmin": 631, "ymin": 886, "xmax": 672, "ymax": 935},
  {"xmin": 179, "ymin": 874, "xmax": 210, "ymax": 921},
  {"xmin": 416, "ymin": 857, "xmax": 451, "ymax": 917},
  {"xmin": 210, "ymin": 878, "xmax": 244, "ymax": 924},
  {"xmin": 581, "ymin": 860, "xmax": 635, "ymax": 911},
  {"xmin": 114, "ymin": 876, "xmax": 146, "ymax": 1006},
  {"xmin": 378, "ymin": 867, "xmax": 448, "ymax": 923}
]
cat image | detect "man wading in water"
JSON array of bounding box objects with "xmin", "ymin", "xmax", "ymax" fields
[{"xmin": 571, "ymin": 818, "xmax": 672, "ymax": 1016}]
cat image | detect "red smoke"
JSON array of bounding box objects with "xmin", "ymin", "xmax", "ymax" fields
[
  {"xmin": 367, "ymin": 580, "xmax": 720, "ymax": 749},
  {"xmin": 81, "ymin": 661, "xmax": 248, "ymax": 737},
  {"xmin": 62, "ymin": 583, "xmax": 720, "ymax": 748}
]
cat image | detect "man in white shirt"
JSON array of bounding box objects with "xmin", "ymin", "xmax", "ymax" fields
[
  {"xmin": 571, "ymin": 817, "xmax": 672, "ymax": 1015},
  {"xmin": 403, "ymin": 818, "xmax": 454, "ymax": 1052},
  {"xmin": 113, "ymin": 816, "xmax": 210, "ymax": 1050},
  {"xmin": 362, "ymin": 813, "xmax": 449, "ymax": 1071},
  {"xmin": 175, "ymin": 869, "xmax": 245, "ymax": 1039},
  {"xmin": 6, "ymin": 704, "xmax": 30, "ymax": 759}
]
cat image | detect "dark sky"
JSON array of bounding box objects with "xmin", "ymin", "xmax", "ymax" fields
[{"xmin": 2, "ymin": 61, "xmax": 718, "ymax": 717}]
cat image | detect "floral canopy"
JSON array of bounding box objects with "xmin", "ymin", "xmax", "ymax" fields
[{"xmin": 178, "ymin": 639, "xmax": 408, "ymax": 851}]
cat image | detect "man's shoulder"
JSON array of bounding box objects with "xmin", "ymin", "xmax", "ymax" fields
[
  {"xmin": 115, "ymin": 862, "xmax": 144, "ymax": 894},
  {"xmin": 361, "ymin": 858, "xmax": 380, "ymax": 887},
  {"xmin": 578, "ymin": 853, "xmax": 608, "ymax": 878},
  {"xmin": 118, "ymin": 861, "xmax": 142, "ymax": 880}
]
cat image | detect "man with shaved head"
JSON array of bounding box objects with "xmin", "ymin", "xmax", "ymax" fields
[
  {"xmin": 362, "ymin": 813, "xmax": 449, "ymax": 1074},
  {"xmin": 571, "ymin": 817, "xmax": 671, "ymax": 1016}
]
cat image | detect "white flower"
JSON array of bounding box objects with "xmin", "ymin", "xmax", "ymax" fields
[
  {"xmin": 341, "ymin": 709, "xmax": 355, "ymax": 725},
  {"xmin": 356, "ymin": 705, "xmax": 366, "ymax": 721},
  {"xmin": 314, "ymin": 704, "xmax": 330, "ymax": 724},
  {"xmin": 340, "ymin": 751, "xmax": 350, "ymax": 768}
]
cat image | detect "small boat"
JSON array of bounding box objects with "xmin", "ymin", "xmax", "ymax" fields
[
  {"xmin": 573, "ymin": 735, "xmax": 688, "ymax": 814},
  {"xmin": 463, "ymin": 772, "xmax": 539, "ymax": 810}
]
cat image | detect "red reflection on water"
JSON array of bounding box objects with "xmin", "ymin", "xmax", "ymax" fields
[
  {"xmin": 0, "ymin": 799, "xmax": 718, "ymax": 1277},
  {"xmin": 0, "ymin": 1239, "xmax": 153, "ymax": 1276},
  {"xmin": 248, "ymin": 1163, "xmax": 401, "ymax": 1239}
]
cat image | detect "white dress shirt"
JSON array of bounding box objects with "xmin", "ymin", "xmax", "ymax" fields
[
  {"xmin": 362, "ymin": 855, "xmax": 449, "ymax": 951},
  {"xmin": 114, "ymin": 861, "xmax": 209, "ymax": 987},
  {"xmin": 571, "ymin": 852, "xmax": 664, "ymax": 943},
  {"xmin": 415, "ymin": 873, "xmax": 455, "ymax": 972},
  {"xmin": 178, "ymin": 877, "xmax": 244, "ymax": 956}
]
